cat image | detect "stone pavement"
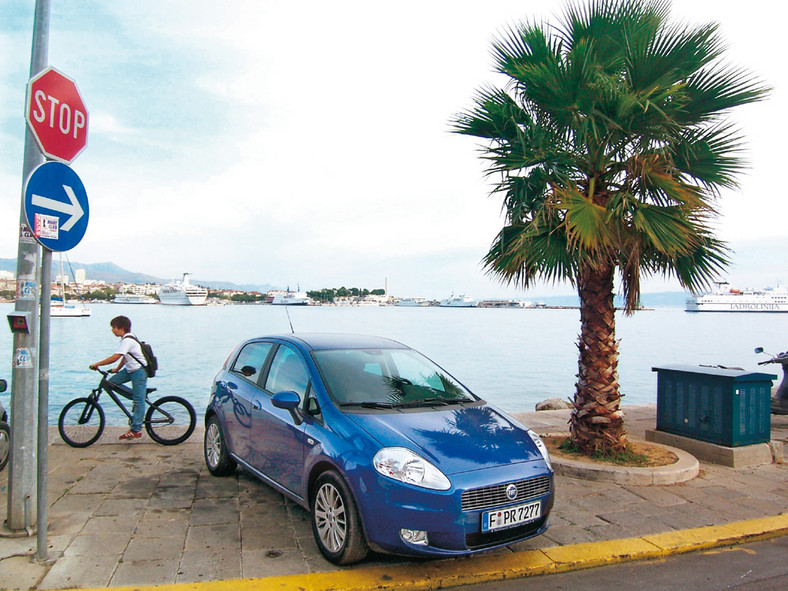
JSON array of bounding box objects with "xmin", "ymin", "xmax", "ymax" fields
[{"xmin": 0, "ymin": 405, "xmax": 786, "ymax": 590}]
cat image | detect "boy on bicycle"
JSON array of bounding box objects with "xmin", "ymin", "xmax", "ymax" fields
[{"xmin": 89, "ymin": 315, "xmax": 148, "ymax": 440}]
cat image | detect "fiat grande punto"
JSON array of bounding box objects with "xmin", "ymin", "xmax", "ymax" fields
[{"xmin": 203, "ymin": 333, "xmax": 554, "ymax": 564}]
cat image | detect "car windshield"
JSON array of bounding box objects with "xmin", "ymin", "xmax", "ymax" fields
[{"xmin": 312, "ymin": 348, "xmax": 476, "ymax": 408}]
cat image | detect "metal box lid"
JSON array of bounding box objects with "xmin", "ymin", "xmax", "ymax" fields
[{"xmin": 651, "ymin": 364, "xmax": 777, "ymax": 382}]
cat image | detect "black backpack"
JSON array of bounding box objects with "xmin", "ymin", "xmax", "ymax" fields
[{"xmin": 123, "ymin": 334, "xmax": 158, "ymax": 378}]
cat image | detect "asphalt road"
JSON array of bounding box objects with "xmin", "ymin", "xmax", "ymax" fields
[{"xmin": 459, "ymin": 536, "xmax": 788, "ymax": 590}]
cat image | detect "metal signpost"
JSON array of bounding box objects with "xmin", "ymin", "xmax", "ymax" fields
[
  {"xmin": 8, "ymin": 0, "xmax": 50, "ymax": 541},
  {"xmin": 8, "ymin": 0, "xmax": 90, "ymax": 562}
]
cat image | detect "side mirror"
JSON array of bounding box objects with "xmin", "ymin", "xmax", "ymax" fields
[
  {"xmin": 0, "ymin": 379, "xmax": 6, "ymax": 393},
  {"xmin": 272, "ymin": 390, "xmax": 303, "ymax": 425},
  {"xmin": 272, "ymin": 390, "xmax": 300, "ymax": 410},
  {"xmin": 754, "ymin": 347, "xmax": 764, "ymax": 354}
]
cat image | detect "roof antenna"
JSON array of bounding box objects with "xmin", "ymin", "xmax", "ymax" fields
[{"xmin": 285, "ymin": 307, "xmax": 295, "ymax": 333}]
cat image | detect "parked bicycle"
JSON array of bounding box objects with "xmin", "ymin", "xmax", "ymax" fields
[{"xmin": 58, "ymin": 369, "xmax": 196, "ymax": 447}]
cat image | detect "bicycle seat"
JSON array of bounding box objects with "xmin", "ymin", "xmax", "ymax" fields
[{"xmin": 146, "ymin": 387, "xmax": 157, "ymax": 394}]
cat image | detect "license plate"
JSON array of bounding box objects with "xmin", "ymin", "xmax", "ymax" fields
[{"xmin": 481, "ymin": 500, "xmax": 541, "ymax": 532}]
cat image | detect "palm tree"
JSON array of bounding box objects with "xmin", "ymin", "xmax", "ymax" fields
[{"xmin": 454, "ymin": 0, "xmax": 769, "ymax": 454}]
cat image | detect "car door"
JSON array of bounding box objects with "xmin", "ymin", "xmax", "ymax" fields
[
  {"xmin": 249, "ymin": 344, "xmax": 310, "ymax": 497},
  {"xmin": 220, "ymin": 341, "xmax": 274, "ymax": 462}
]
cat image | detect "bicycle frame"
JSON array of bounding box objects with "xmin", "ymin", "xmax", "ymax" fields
[{"xmin": 78, "ymin": 370, "xmax": 174, "ymax": 427}]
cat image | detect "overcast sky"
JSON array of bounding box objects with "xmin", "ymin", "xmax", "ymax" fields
[{"xmin": 1, "ymin": 0, "xmax": 786, "ymax": 298}]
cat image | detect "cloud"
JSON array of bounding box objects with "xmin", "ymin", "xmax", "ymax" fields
[{"xmin": 2, "ymin": 1, "xmax": 786, "ymax": 300}]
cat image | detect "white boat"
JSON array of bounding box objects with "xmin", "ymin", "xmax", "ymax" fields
[
  {"xmin": 50, "ymin": 254, "xmax": 91, "ymax": 317},
  {"xmin": 397, "ymin": 297, "xmax": 430, "ymax": 307},
  {"xmin": 113, "ymin": 293, "xmax": 158, "ymax": 304},
  {"xmin": 159, "ymin": 273, "xmax": 208, "ymax": 306},
  {"xmin": 50, "ymin": 301, "xmax": 91, "ymax": 317},
  {"xmin": 271, "ymin": 290, "xmax": 310, "ymax": 305},
  {"xmin": 440, "ymin": 294, "xmax": 476, "ymax": 307},
  {"xmin": 685, "ymin": 282, "xmax": 788, "ymax": 312}
]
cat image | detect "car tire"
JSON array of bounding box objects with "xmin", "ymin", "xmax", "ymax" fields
[
  {"xmin": 0, "ymin": 421, "xmax": 9, "ymax": 471},
  {"xmin": 204, "ymin": 415, "xmax": 236, "ymax": 476},
  {"xmin": 310, "ymin": 471, "xmax": 368, "ymax": 565}
]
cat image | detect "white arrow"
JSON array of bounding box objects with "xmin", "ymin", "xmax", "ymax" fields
[{"xmin": 31, "ymin": 184, "xmax": 84, "ymax": 232}]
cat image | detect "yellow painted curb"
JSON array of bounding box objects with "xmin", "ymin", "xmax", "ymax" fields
[
  {"xmin": 541, "ymin": 537, "xmax": 662, "ymax": 571},
  {"xmin": 47, "ymin": 515, "xmax": 788, "ymax": 591},
  {"xmin": 644, "ymin": 514, "xmax": 788, "ymax": 555}
]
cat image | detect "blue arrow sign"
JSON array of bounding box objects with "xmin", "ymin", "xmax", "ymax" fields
[{"xmin": 24, "ymin": 161, "xmax": 89, "ymax": 252}]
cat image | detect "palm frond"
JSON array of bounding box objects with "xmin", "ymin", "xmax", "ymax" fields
[{"xmin": 452, "ymin": 0, "xmax": 768, "ymax": 299}]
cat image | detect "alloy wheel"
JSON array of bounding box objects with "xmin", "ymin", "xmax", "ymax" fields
[{"xmin": 313, "ymin": 482, "xmax": 347, "ymax": 552}]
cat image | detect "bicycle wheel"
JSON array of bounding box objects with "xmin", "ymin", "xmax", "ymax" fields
[
  {"xmin": 58, "ymin": 398, "xmax": 105, "ymax": 447},
  {"xmin": 0, "ymin": 421, "xmax": 10, "ymax": 471},
  {"xmin": 145, "ymin": 396, "xmax": 196, "ymax": 445}
]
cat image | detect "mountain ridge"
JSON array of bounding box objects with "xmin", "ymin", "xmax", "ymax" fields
[
  {"xmin": 0, "ymin": 258, "xmax": 275, "ymax": 293},
  {"xmin": 1, "ymin": 257, "xmax": 689, "ymax": 306}
]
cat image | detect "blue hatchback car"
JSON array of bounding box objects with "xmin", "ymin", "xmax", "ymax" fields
[{"xmin": 203, "ymin": 333, "xmax": 554, "ymax": 564}]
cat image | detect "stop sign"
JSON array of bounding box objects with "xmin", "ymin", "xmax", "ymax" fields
[{"xmin": 25, "ymin": 67, "xmax": 89, "ymax": 164}]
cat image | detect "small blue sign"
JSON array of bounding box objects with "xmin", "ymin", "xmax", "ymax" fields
[{"xmin": 24, "ymin": 161, "xmax": 89, "ymax": 252}]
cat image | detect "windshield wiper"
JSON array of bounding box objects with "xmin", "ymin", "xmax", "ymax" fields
[
  {"xmin": 339, "ymin": 401, "xmax": 396, "ymax": 409},
  {"xmin": 395, "ymin": 397, "xmax": 471, "ymax": 408}
]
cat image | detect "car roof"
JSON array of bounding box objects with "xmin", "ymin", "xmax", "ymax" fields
[{"xmin": 255, "ymin": 333, "xmax": 410, "ymax": 352}]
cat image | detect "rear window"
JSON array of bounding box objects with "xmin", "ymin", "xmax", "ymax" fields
[{"xmin": 231, "ymin": 342, "xmax": 274, "ymax": 380}]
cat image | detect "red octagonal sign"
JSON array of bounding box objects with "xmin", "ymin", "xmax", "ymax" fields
[{"xmin": 26, "ymin": 67, "xmax": 89, "ymax": 164}]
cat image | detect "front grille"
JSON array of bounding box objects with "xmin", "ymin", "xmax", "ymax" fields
[{"xmin": 461, "ymin": 475, "xmax": 550, "ymax": 512}]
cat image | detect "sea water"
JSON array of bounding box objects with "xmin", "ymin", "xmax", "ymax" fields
[{"xmin": 0, "ymin": 302, "xmax": 784, "ymax": 425}]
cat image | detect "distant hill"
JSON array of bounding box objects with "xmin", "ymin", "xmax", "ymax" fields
[
  {"xmin": 0, "ymin": 258, "xmax": 275, "ymax": 293},
  {"xmin": 524, "ymin": 292, "xmax": 687, "ymax": 308},
  {"xmin": 1, "ymin": 257, "xmax": 689, "ymax": 306},
  {"xmin": 639, "ymin": 291, "xmax": 687, "ymax": 308}
]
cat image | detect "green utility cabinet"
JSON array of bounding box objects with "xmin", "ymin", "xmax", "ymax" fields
[{"xmin": 652, "ymin": 365, "xmax": 776, "ymax": 447}]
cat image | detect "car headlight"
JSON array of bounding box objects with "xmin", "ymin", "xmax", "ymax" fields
[
  {"xmin": 527, "ymin": 430, "xmax": 552, "ymax": 471},
  {"xmin": 373, "ymin": 447, "xmax": 451, "ymax": 491}
]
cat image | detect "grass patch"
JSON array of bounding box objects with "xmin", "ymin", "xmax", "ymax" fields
[
  {"xmin": 557, "ymin": 437, "xmax": 651, "ymax": 466},
  {"xmin": 544, "ymin": 435, "xmax": 678, "ymax": 468}
]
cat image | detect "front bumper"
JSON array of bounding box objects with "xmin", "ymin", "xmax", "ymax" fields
[{"xmin": 355, "ymin": 460, "xmax": 554, "ymax": 557}]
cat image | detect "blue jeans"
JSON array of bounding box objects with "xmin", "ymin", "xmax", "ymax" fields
[{"xmin": 109, "ymin": 368, "xmax": 148, "ymax": 432}]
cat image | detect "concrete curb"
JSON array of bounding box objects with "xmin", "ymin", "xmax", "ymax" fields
[
  {"xmin": 550, "ymin": 440, "xmax": 700, "ymax": 485},
  {"xmin": 51, "ymin": 514, "xmax": 788, "ymax": 591}
]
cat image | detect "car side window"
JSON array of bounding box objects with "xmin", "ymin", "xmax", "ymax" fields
[
  {"xmin": 231, "ymin": 342, "xmax": 274, "ymax": 382},
  {"xmin": 265, "ymin": 345, "xmax": 310, "ymax": 398}
]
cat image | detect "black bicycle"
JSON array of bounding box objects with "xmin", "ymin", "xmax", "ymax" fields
[{"xmin": 58, "ymin": 369, "xmax": 196, "ymax": 447}]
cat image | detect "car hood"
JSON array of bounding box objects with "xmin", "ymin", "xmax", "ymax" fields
[{"xmin": 344, "ymin": 404, "xmax": 544, "ymax": 474}]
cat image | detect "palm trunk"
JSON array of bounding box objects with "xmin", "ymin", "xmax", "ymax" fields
[{"xmin": 570, "ymin": 262, "xmax": 627, "ymax": 455}]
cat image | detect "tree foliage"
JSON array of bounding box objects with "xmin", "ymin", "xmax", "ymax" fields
[{"xmin": 454, "ymin": 0, "xmax": 769, "ymax": 453}]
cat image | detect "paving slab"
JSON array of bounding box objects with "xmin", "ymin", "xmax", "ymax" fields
[{"xmin": 0, "ymin": 408, "xmax": 785, "ymax": 591}]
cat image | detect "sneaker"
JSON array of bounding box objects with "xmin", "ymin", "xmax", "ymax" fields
[{"xmin": 119, "ymin": 430, "xmax": 142, "ymax": 440}]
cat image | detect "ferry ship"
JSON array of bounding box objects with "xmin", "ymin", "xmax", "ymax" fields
[
  {"xmin": 396, "ymin": 297, "xmax": 431, "ymax": 307},
  {"xmin": 158, "ymin": 273, "xmax": 208, "ymax": 306},
  {"xmin": 685, "ymin": 282, "xmax": 788, "ymax": 312},
  {"xmin": 270, "ymin": 290, "xmax": 310, "ymax": 305},
  {"xmin": 112, "ymin": 293, "xmax": 158, "ymax": 304},
  {"xmin": 439, "ymin": 293, "xmax": 476, "ymax": 307}
]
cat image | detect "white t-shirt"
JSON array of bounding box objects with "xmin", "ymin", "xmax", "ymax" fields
[{"xmin": 117, "ymin": 334, "xmax": 146, "ymax": 373}]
